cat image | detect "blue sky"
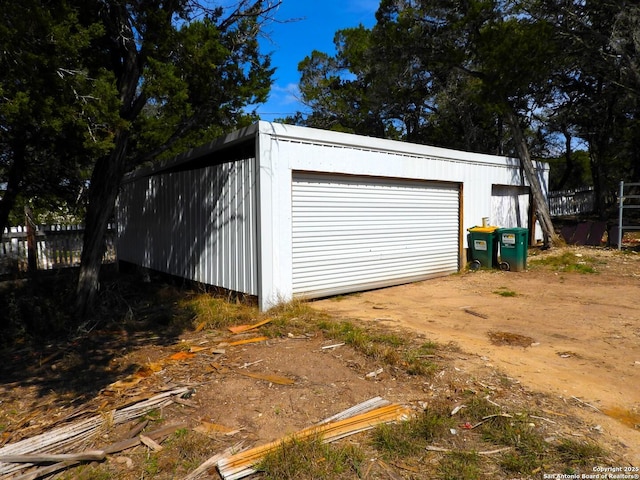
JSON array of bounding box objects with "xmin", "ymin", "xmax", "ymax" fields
[{"xmin": 254, "ymin": 1, "xmax": 379, "ymax": 121}]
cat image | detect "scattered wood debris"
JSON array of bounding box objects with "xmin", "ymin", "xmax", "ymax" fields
[
  {"xmin": 216, "ymin": 399, "xmax": 411, "ymax": 480},
  {"xmin": 571, "ymin": 396, "xmax": 602, "ymax": 413},
  {"xmin": 450, "ymin": 405, "xmax": 466, "ymax": 416},
  {"xmin": 0, "ymin": 450, "xmax": 106, "ymax": 464},
  {"xmin": 140, "ymin": 435, "xmax": 164, "ymax": 452},
  {"xmin": 225, "ymin": 336, "xmax": 268, "ymax": 347},
  {"xmin": 182, "ymin": 442, "xmax": 244, "ymax": 480},
  {"xmin": 463, "ymin": 308, "xmax": 488, "ymax": 319},
  {"xmin": 0, "ymin": 387, "xmax": 189, "ymax": 478},
  {"xmin": 235, "ymin": 371, "xmax": 295, "ymax": 385},
  {"xmin": 426, "ymin": 445, "xmax": 513, "ymax": 455},
  {"xmin": 237, "ymin": 359, "xmax": 263, "ymax": 369},
  {"xmin": 321, "ymin": 342, "xmax": 345, "ymax": 350},
  {"xmin": 318, "ymin": 396, "xmax": 390, "ymax": 424},
  {"xmin": 365, "ymin": 368, "xmax": 384, "ymax": 379}
]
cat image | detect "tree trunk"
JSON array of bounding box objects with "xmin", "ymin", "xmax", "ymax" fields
[
  {"xmin": 556, "ymin": 126, "xmax": 574, "ymax": 190},
  {"xmin": 504, "ymin": 107, "xmax": 559, "ymax": 248},
  {"xmin": 25, "ymin": 205, "xmax": 38, "ymax": 275},
  {"xmin": 0, "ymin": 145, "xmax": 26, "ymax": 242},
  {"xmin": 75, "ymin": 130, "xmax": 130, "ymax": 318}
]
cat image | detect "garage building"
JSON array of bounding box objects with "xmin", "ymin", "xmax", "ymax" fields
[{"xmin": 117, "ymin": 121, "xmax": 548, "ymax": 310}]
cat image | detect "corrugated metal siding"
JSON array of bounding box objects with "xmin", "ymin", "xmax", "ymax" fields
[
  {"xmin": 491, "ymin": 185, "xmax": 530, "ymax": 228},
  {"xmin": 291, "ymin": 172, "xmax": 460, "ymax": 298},
  {"xmin": 117, "ymin": 158, "xmax": 258, "ymax": 295}
]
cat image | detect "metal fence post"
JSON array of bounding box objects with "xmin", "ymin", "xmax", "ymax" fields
[{"xmin": 618, "ymin": 181, "xmax": 624, "ymax": 250}]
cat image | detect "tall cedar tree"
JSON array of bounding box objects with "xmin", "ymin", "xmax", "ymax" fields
[
  {"xmin": 0, "ymin": 0, "xmax": 107, "ymax": 237},
  {"xmin": 72, "ymin": 0, "xmax": 277, "ymax": 316}
]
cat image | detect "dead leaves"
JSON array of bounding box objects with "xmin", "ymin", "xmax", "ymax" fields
[
  {"xmin": 105, "ymin": 319, "xmax": 277, "ymax": 394},
  {"xmin": 487, "ymin": 331, "xmax": 535, "ymax": 348},
  {"xmin": 169, "ymin": 351, "xmax": 196, "ymax": 361},
  {"xmin": 235, "ymin": 371, "xmax": 295, "ymax": 385}
]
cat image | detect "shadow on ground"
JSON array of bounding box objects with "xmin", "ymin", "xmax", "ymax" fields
[{"xmin": 0, "ymin": 267, "xmax": 194, "ymax": 408}]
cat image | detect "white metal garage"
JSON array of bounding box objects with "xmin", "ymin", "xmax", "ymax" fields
[
  {"xmin": 117, "ymin": 121, "xmax": 550, "ymax": 310},
  {"xmin": 291, "ymin": 173, "xmax": 460, "ymax": 298}
]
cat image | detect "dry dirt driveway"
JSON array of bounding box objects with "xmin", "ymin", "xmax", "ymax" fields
[{"xmin": 313, "ymin": 246, "xmax": 640, "ymax": 463}]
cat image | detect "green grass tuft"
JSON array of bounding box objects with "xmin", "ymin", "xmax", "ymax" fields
[
  {"xmin": 556, "ymin": 438, "xmax": 606, "ymax": 465},
  {"xmin": 258, "ymin": 436, "xmax": 365, "ymax": 480},
  {"xmin": 438, "ymin": 451, "xmax": 482, "ymax": 480},
  {"xmin": 494, "ymin": 287, "xmax": 518, "ymax": 297},
  {"xmin": 529, "ymin": 251, "xmax": 601, "ymax": 273}
]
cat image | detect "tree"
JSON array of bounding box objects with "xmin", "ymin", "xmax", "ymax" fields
[
  {"xmin": 1, "ymin": 1, "xmax": 278, "ymax": 315},
  {"xmin": 297, "ymin": 27, "xmax": 394, "ymax": 137},
  {"xmin": 0, "ymin": 0, "xmax": 107, "ymax": 238},
  {"xmin": 66, "ymin": 0, "xmax": 278, "ymax": 317},
  {"xmin": 533, "ymin": 0, "xmax": 640, "ymax": 216},
  {"xmin": 297, "ymin": 0, "xmax": 561, "ymax": 245}
]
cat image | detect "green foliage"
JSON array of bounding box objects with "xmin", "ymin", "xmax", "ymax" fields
[
  {"xmin": 0, "ymin": 0, "xmax": 109, "ymax": 227},
  {"xmin": 1, "ymin": 1, "xmax": 278, "ymax": 315},
  {"xmin": 156, "ymin": 429, "xmax": 220, "ymax": 474},
  {"xmin": 294, "ymin": 0, "xmax": 640, "ymax": 217}
]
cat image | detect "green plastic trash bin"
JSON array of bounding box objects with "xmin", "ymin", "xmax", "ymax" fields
[
  {"xmin": 498, "ymin": 227, "xmax": 529, "ymax": 272},
  {"xmin": 467, "ymin": 226, "xmax": 499, "ymax": 270}
]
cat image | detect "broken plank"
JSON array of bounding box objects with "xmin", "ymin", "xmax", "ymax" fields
[
  {"xmin": 228, "ymin": 318, "xmax": 272, "ymax": 334},
  {"xmin": 12, "ymin": 461, "xmax": 81, "ymax": 480},
  {"xmin": 103, "ymin": 422, "xmax": 188, "ymax": 454},
  {"xmin": 0, "ymin": 450, "xmax": 105, "ymax": 463},
  {"xmin": 182, "ymin": 442, "xmax": 244, "ymax": 480},
  {"xmin": 226, "ymin": 336, "xmax": 268, "ymax": 347},
  {"xmin": 319, "ymin": 397, "xmax": 390, "ymax": 425},
  {"xmin": 217, "ymin": 403, "xmax": 411, "ymax": 480},
  {"xmin": 140, "ymin": 435, "xmax": 163, "ymax": 451},
  {"xmin": 463, "ymin": 309, "xmax": 488, "ymax": 319}
]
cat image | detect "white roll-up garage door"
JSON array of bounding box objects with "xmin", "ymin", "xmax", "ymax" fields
[{"xmin": 292, "ymin": 172, "xmax": 460, "ymax": 298}]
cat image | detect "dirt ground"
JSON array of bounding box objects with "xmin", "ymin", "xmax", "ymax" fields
[
  {"xmin": 1, "ymin": 246, "xmax": 639, "ymax": 478},
  {"xmin": 313, "ymin": 246, "xmax": 640, "ymax": 464}
]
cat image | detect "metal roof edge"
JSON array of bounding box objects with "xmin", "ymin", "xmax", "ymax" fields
[
  {"xmin": 258, "ymin": 121, "xmax": 549, "ymax": 171},
  {"xmin": 123, "ymin": 123, "xmax": 260, "ymax": 182},
  {"xmin": 123, "ymin": 121, "xmax": 549, "ymax": 184}
]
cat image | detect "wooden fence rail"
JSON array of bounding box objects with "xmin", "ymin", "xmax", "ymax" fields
[
  {"xmin": 0, "ymin": 225, "xmax": 115, "ymax": 276},
  {"xmin": 548, "ymin": 186, "xmax": 595, "ymax": 217}
]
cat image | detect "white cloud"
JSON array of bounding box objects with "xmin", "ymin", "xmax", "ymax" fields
[{"xmin": 271, "ymin": 82, "xmax": 301, "ymax": 105}]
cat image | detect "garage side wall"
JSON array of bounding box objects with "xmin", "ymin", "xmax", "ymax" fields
[{"xmin": 117, "ymin": 157, "xmax": 259, "ymax": 295}]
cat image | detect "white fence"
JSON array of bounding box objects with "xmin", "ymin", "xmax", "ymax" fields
[
  {"xmin": 548, "ymin": 186, "xmax": 595, "ymax": 217},
  {"xmin": 0, "ymin": 224, "xmax": 115, "ymax": 275}
]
